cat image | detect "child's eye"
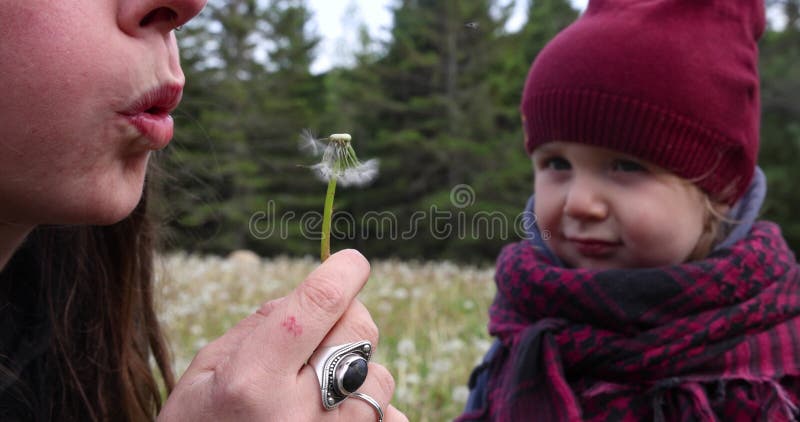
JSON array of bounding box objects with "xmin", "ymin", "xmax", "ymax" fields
[
  {"xmin": 611, "ymin": 159, "xmax": 646, "ymax": 172},
  {"xmin": 542, "ymin": 156, "xmax": 571, "ymax": 171}
]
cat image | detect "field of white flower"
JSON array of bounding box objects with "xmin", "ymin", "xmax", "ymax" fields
[{"xmin": 155, "ymin": 251, "xmax": 497, "ymax": 421}]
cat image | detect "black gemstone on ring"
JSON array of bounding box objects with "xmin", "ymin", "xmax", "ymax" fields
[{"xmin": 336, "ymin": 356, "xmax": 368, "ymax": 395}]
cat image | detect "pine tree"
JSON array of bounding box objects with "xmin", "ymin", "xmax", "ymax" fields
[
  {"xmin": 759, "ymin": 0, "xmax": 800, "ymax": 252},
  {"xmin": 339, "ymin": 0, "xmax": 525, "ymax": 260},
  {"xmin": 249, "ymin": 0, "xmax": 325, "ymax": 256},
  {"xmin": 163, "ymin": 0, "xmax": 322, "ymax": 255}
]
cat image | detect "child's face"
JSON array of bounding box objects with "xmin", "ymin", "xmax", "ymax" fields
[
  {"xmin": 532, "ymin": 142, "xmax": 708, "ymax": 270},
  {"xmin": 0, "ymin": 0, "xmax": 205, "ymax": 227}
]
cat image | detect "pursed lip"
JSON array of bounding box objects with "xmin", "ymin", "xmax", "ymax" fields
[{"xmin": 120, "ymin": 84, "xmax": 183, "ymax": 150}]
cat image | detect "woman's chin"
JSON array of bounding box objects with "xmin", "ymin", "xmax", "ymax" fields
[
  {"xmin": 87, "ymin": 205, "xmax": 140, "ymax": 226},
  {"xmin": 54, "ymin": 187, "xmax": 145, "ymax": 226},
  {"xmin": 83, "ymin": 163, "xmax": 149, "ymax": 225},
  {"xmin": 91, "ymin": 195, "xmax": 145, "ymax": 225}
]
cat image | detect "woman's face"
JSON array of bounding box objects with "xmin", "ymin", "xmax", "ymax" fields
[
  {"xmin": 532, "ymin": 142, "xmax": 709, "ymax": 270},
  {"xmin": 0, "ymin": 0, "xmax": 205, "ymax": 226}
]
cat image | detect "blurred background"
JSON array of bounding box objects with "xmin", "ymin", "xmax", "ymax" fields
[
  {"xmin": 153, "ymin": 2, "xmax": 800, "ymax": 419},
  {"xmin": 156, "ymin": 0, "xmax": 800, "ymax": 263}
]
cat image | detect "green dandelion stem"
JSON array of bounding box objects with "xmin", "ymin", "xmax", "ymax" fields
[{"xmin": 321, "ymin": 175, "xmax": 337, "ymax": 262}]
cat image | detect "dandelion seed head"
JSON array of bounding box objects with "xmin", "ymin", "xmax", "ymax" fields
[
  {"xmin": 329, "ymin": 133, "xmax": 351, "ymax": 142},
  {"xmin": 452, "ymin": 386, "xmax": 470, "ymax": 403},
  {"xmin": 397, "ymin": 338, "xmax": 416, "ymax": 355},
  {"xmin": 300, "ymin": 130, "xmax": 380, "ymax": 186},
  {"xmin": 430, "ymin": 358, "xmax": 452, "ymax": 374},
  {"xmin": 395, "ymin": 385, "xmax": 411, "ymax": 402},
  {"xmin": 377, "ymin": 300, "xmax": 393, "ymax": 314},
  {"xmin": 442, "ymin": 338, "xmax": 466, "ymax": 353},
  {"xmin": 193, "ymin": 337, "xmax": 209, "ymax": 350},
  {"xmin": 392, "ymin": 287, "xmax": 409, "ymax": 300}
]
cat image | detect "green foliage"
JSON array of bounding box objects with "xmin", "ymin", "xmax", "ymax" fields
[
  {"xmin": 161, "ymin": 0, "xmax": 799, "ymax": 260},
  {"xmin": 162, "ymin": 0, "xmax": 324, "ymax": 256},
  {"xmin": 759, "ymin": 3, "xmax": 800, "ymax": 253}
]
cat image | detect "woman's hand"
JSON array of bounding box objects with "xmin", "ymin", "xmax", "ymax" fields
[{"xmin": 158, "ymin": 249, "xmax": 407, "ymax": 421}]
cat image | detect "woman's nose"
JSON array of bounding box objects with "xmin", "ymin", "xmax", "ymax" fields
[
  {"xmin": 563, "ymin": 176, "xmax": 608, "ymax": 220},
  {"xmin": 119, "ymin": 0, "xmax": 207, "ymax": 36}
]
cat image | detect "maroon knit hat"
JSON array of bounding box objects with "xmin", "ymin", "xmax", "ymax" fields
[{"xmin": 521, "ymin": 0, "xmax": 765, "ymax": 204}]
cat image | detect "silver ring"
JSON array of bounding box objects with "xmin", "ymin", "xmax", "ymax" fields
[
  {"xmin": 351, "ymin": 392, "xmax": 384, "ymax": 422},
  {"xmin": 308, "ymin": 340, "xmax": 372, "ymax": 410}
]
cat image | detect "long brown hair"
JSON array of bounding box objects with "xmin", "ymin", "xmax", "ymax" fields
[{"xmin": 0, "ymin": 180, "xmax": 174, "ymax": 421}]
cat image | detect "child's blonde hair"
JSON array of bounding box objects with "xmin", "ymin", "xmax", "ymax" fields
[{"xmin": 688, "ymin": 182, "xmax": 740, "ymax": 261}]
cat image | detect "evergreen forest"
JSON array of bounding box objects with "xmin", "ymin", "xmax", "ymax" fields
[{"xmin": 158, "ymin": 0, "xmax": 800, "ymax": 263}]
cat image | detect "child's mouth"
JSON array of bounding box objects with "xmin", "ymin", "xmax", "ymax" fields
[{"xmin": 569, "ymin": 238, "xmax": 621, "ymax": 257}]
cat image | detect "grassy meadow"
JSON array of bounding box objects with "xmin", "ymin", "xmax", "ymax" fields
[{"xmin": 155, "ymin": 251, "xmax": 497, "ymax": 421}]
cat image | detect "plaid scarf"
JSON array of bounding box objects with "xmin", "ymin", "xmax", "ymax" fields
[{"xmin": 469, "ymin": 221, "xmax": 800, "ymax": 421}]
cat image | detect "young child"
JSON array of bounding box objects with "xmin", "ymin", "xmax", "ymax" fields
[{"xmin": 459, "ymin": 0, "xmax": 800, "ymax": 420}]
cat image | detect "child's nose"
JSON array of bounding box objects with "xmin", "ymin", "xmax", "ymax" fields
[{"xmin": 563, "ymin": 177, "xmax": 608, "ymax": 220}]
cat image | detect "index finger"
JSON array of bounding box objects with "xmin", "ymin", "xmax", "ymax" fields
[{"xmin": 238, "ymin": 249, "xmax": 371, "ymax": 372}]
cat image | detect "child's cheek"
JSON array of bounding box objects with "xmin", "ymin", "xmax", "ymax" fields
[
  {"xmin": 533, "ymin": 187, "xmax": 561, "ymax": 236},
  {"xmin": 623, "ymin": 205, "xmax": 699, "ymax": 266}
]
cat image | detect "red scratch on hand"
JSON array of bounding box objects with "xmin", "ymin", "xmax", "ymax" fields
[{"xmin": 282, "ymin": 316, "xmax": 303, "ymax": 337}]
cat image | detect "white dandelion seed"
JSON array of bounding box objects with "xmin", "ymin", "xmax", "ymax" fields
[
  {"xmin": 299, "ymin": 128, "xmax": 326, "ymax": 156},
  {"xmin": 452, "ymin": 386, "xmax": 470, "ymax": 403},
  {"xmin": 340, "ymin": 158, "xmax": 380, "ymax": 187},
  {"xmin": 310, "ymin": 161, "xmax": 334, "ymax": 181}
]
